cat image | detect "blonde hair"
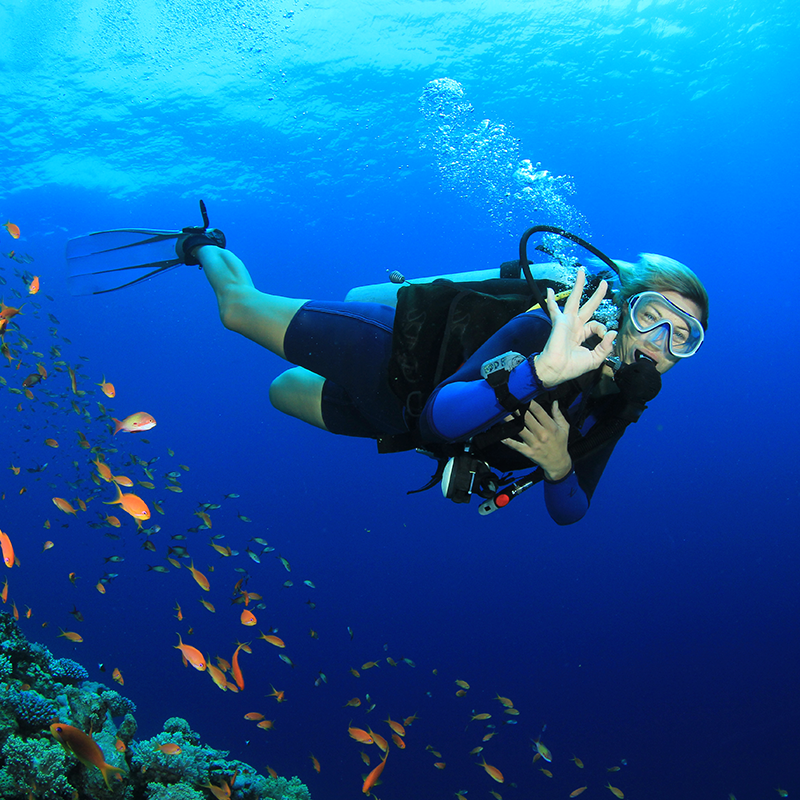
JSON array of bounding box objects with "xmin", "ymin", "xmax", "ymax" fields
[{"xmin": 615, "ymin": 253, "xmax": 709, "ymax": 330}]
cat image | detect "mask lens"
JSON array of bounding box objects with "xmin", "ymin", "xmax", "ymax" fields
[{"xmin": 628, "ymin": 292, "xmax": 703, "ymax": 358}]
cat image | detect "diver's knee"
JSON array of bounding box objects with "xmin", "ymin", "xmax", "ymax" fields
[{"xmin": 269, "ymin": 372, "xmax": 292, "ymax": 412}]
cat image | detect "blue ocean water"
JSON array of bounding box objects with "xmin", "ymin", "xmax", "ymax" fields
[{"xmin": 1, "ymin": 0, "xmax": 798, "ymax": 798}]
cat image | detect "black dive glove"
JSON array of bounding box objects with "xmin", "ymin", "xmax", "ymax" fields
[
  {"xmin": 174, "ymin": 200, "xmax": 227, "ymax": 266},
  {"xmin": 613, "ymin": 356, "xmax": 662, "ymax": 423}
]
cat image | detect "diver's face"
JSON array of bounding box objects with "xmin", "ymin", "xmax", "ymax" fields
[{"xmin": 617, "ymin": 291, "xmax": 704, "ymax": 374}]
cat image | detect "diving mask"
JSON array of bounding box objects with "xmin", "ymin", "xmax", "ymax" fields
[{"xmin": 626, "ymin": 291, "xmax": 704, "ymax": 358}]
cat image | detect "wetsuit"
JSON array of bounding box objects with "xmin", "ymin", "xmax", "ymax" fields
[{"xmin": 283, "ymin": 300, "xmax": 625, "ymax": 525}]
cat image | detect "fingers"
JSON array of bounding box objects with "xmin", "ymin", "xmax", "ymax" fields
[
  {"xmin": 577, "ymin": 278, "xmax": 609, "ymax": 322},
  {"xmin": 544, "ymin": 286, "xmax": 557, "ymax": 321},
  {"xmin": 528, "ymin": 400, "xmax": 555, "ymax": 432},
  {"xmin": 563, "ymin": 268, "xmax": 586, "ymax": 315}
]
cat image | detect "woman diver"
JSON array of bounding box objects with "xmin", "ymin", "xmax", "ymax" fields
[{"xmin": 65, "ymin": 211, "xmax": 707, "ymax": 523}]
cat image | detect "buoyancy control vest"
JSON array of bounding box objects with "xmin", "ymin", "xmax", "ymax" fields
[{"xmin": 373, "ymin": 226, "xmax": 662, "ymax": 510}]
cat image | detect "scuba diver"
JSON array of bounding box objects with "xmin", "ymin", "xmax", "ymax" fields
[{"xmin": 66, "ymin": 203, "xmax": 709, "ymax": 522}]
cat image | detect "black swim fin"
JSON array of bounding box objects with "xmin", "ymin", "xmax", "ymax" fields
[
  {"xmin": 66, "ymin": 228, "xmax": 186, "ymax": 295},
  {"xmin": 66, "ymin": 200, "xmax": 224, "ymax": 296}
]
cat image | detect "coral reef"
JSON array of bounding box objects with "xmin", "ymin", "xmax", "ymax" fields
[
  {"xmin": 50, "ymin": 658, "xmax": 89, "ymax": 684},
  {"xmin": 0, "ymin": 611, "xmax": 312, "ymax": 800}
]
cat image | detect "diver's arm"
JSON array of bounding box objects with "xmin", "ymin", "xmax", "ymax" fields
[
  {"xmin": 544, "ymin": 432, "xmax": 622, "ymax": 525},
  {"xmin": 418, "ymin": 312, "xmax": 553, "ymax": 441}
]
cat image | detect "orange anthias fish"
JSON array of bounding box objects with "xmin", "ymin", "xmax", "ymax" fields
[
  {"xmin": 202, "ymin": 770, "xmax": 238, "ymax": 800},
  {"xmin": 92, "ymin": 457, "xmax": 113, "ymax": 483},
  {"xmin": 112, "ymin": 668, "xmax": 124, "ymax": 685},
  {"xmin": 384, "ymin": 716, "xmax": 405, "ymax": 737},
  {"xmin": 362, "ymin": 751, "xmax": 388, "ymax": 795},
  {"xmin": 243, "ymin": 712, "xmax": 264, "ymax": 721},
  {"xmin": 267, "ymin": 684, "xmax": 286, "ymax": 703},
  {"xmin": 112, "ymin": 412, "xmax": 156, "ymax": 435},
  {"xmin": 52, "ymin": 497, "xmax": 78, "ymax": 515},
  {"xmin": 231, "ymin": 643, "xmax": 247, "ymax": 690},
  {"xmin": 188, "ymin": 561, "xmax": 210, "ymax": 591},
  {"xmin": 310, "ymin": 753, "xmax": 321, "ymax": 773},
  {"xmin": 240, "ymin": 609, "xmax": 257, "ymax": 626},
  {"xmin": 3, "ymin": 221, "xmax": 20, "ymax": 239},
  {"xmin": 478, "ymin": 758, "xmax": 504, "ymax": 783},
  {"xmin": 50, "ymin": 722, "xmax": 124, "ymax": 789},
  {"xmin": 28, "ymin": 276, "xmax": 39, "ymax": 295},
  {"xmin": 207, "ymin": 660, "xmax": 228, "ymax": 691},
  {"xmin": 570, "ymin": 788, "xmax": 588, "ymax": 798},
  {"xmin": 175, "ymin": 633, "xmax": 206, "ymax": 671},
  {"xmin": 156, "ymin": 743, "xmax": 182, "ymax": 755},
  {"xmin": 97, "ymin": 376, "xmax": 115, "ymax": 398},
  {"xmin": 0, "ymin": 530, "xmax": 15, "ymax": 568},
  {"xmin": 104, "ymin": 483, "xmax": 150, "ymax": 521},
  {"xmin": 606, "ymin": 784, "xmax": 625, "ymax": 799},
  {"xmin": 348, "ymin": 725, "xmax": 373, "ymax": 745},
  {"xmin": 259, "ymin": 633, "xmax": 285, "ymax": 648},
  {"xmin": 58, "ymin": 629, "xmax": 83, "ymax": 643}
]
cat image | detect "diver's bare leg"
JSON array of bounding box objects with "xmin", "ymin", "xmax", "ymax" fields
[
  {"xmin": 269, "ymin": 368, "xmax": 328, "ymax": 430},
  {"xmin": 196, "ymin": 246, "xmax": 306, "ymax": 360}
]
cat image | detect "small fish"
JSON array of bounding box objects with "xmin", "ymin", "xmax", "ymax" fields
[
  {"xmin": 53, "ymin": 497, "xmax": 78, "ymax": 516},
  {"xmin": 58, "ymin": 629, "xmax": 83, "ymax": 643},
  {"xmin": 278, "ymin": 653, "xmax": 295, "ymax": 668},
  {"xmin": 362, "ymin": 752, "xmax": 388, "ymax": 795},
  {"xmin": 174, "ymin": 634, "xmax": 206, "ymax": 671},
  {"xmin": 3, "ymin": 221, "xmax": 20, "ymax": 239},
  {"xmin": 256, "ymin": 719, "xmax": 275, "ymax": 730},
  {"xmin": 240, "ymin": 609, "xmax": 257, "ymax": 626},
  {"xmin": 540, "ymin": 768, "xmax": 553, "ymax": 778},
  {"xmin": 259, "ymin": 633, "xmax": 285, "ymax": 648},
  {"xmin": 478, "ymin": 759, "xmax": 504, "ymax": 784},
  {"xmin": 244, "ymin": 712, "xmax": 264, "ymax": 721},
  {"xmin": 344, "ymin": 698, "xmax": 361, "ymax": 707},
  {"xmin": 156, "ymin": 743, "xmax": 182, "ymax": 755},
  {"xmin": 112, "ymin": 412, "xmax": 156, "ymax": 435},
  {"xmin": 570, "ymin": 788, "xmax": 588, "ymax": 798},
  {"xmin": 606, "ymin": 783, "xmax": 624, "ymax": 799},
  {"xmin": 434, "ymin": 762, "xmax": 446, "ymax": 770},
  {"xmin": 535, "ymin": 739, "xmax": 552, "ymax": 762},
  {"xmin": 104, "ymin": 484, "xmax": 150, "ymax": 520},
  {"xmin": 0, "ymin": 530, "xmax": 15, "ymax": 568},
  {"xmin": 348, "ymin": 725, "xmax": 372, "ymax": 744},
  {"xmin": 96, "ymin": 376, "xmax": 115, "ymax": 398},
  {"xmin": 267, "ymin": 684, "xmax": 285, "ymax": 703},
  {"xmin": 455, "ymin": 679, "xmax": 470, "ymax": 689},
  {"xmin": 310, "ymin": 754, "xmax": 320, "ymax": 773},
  {"xmin": 50, "ymin": 723, "xmax": 123, "ymax": 789},
  {"xmin": 112, "ymin": 668, "xmax": 123, "ymax": 685},
  {"xmin": 571, "ymin": 756, "xmax": 584, "ymax": 768},
  {"xmin": 28, "ymin": 275, "xmax": 39, "ymax": 294}
]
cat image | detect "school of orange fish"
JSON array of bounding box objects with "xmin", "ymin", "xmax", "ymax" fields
[{"xmin": 1, "ymin": 219, "xmax": 786, "ymax": 799}]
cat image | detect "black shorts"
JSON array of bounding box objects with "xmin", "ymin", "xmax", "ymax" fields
[{"xmin": 282, "ymin": 300, "xmax": 407, "ymax": 438}]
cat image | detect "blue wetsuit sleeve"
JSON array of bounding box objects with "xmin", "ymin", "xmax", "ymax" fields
[
  {"xmin": 544, "ymin": 470, "xmax": 588, "ymax": 525},
  {"xmin": 544, "ymin": 431, "xmax": 622, "ymax": 525},
  {"xmin": 420, "ymin": 357, "xmax": 543, "ymax": 441},
  {"xmin": 418, "ymin": 311, "xmax": 553, "ymax": 442}
]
